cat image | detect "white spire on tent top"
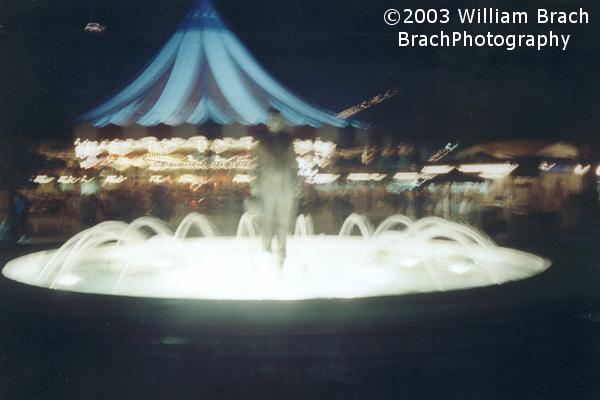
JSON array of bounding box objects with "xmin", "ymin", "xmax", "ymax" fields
[{"xmin": 80, "ymin": 0, "xmax": 365, "ymax": 129}]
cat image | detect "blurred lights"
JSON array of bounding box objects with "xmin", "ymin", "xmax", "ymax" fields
[
  {"xmin": 74, "ymin": 137, "xmax": 334, "ymax": 172},
  {"xmin": 458, "ymin": 163, "xmax": 517, "ymax": 176},
  {"xmin": 211, "ymin": 137, "xmax": 255, "ymax": 154},
  {"xmin": 574, "ymin": 164, "xmax": 590, "ymax": 175},
  {"xmin": 293, "ymin": 140, "xmax": 313, "ymax": 156},
  {"xmin": 421, "ymin": 165, "xmax": 454, "ymax": 174},
  {"xmin": 479, "ymin": 173, "xmax": 510, "ymax": 180},
  {"xmin": 35, "ymin": 175, "xmax": 96, "ymax": 185},
  {"xmin": 393, "ymin": 172, "xmax": 420, "ymax": 181},
  {"xmin": 448, "ymin": 263, "xmax": 472, "ymax": 274},
  {"xmin": 538, "ymin": 161, "xmax": 556, "ymax": 172},
  {"xmin": 296, "ymin": 158, "xmax": 318, "ymax": 179},
  {"xmin": 75, "ymin": 137, "xmax": 333, "ymax": 159},
  {"xmin": 75, "ymin": 137, "xmax": 229, "ymax": 158},
  {"xmin": 101, "ymin": 154, "xmax": 256, "ymax": 172},
  {"xmin": 177, "ymin": 174, "xmax": 211, "ymax": 186},
  {"xmin": 232, "ymin": 174, "xmax": 256, "ymax": 184},
  {"xmin": 149, "ymin": 175, "xmax": 171, "ymax": 184},
  {"xmin": 428, "ymin": 143, "xmax": 459, "ymax": 163},
  {"xmin": 313, "ymin": 139, "xmax": 337, "ymax": 159},
  {"xmin": 54, "ymin": 274, "xmax": 82, "ymax": 286},
  {"xmin": 103, "ymin": 175, "xmax": 128, "ymax": 185},
  {"xmin": 337, "ymin": 87, "xmax": 400, "ymax": 119},
  {"xmin": 293, "ymin": 138, "xmax": 336, "ymax": 158},
  {"xmin": 398, "ymin": 257, "xmax": 420, "ymax": 268},
  {"xmin": 58, "ymin": 175, "xmax": 81, "ymax": 184},
  {"xmin": 347, "ymin": 173, "xmax": 387, "ymax": 182},
  {"xmin": 32, "ymin": 175, "xmax": 55, "ymax": 184},
  {"xmin": 308, "ymin": 173, "xmax": 340, "ymax": 184},
  {"xmin": 84, "ymin": 22, "xmax": 106, "ymax": 33}
]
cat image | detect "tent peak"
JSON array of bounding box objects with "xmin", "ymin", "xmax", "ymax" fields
[{"xmin": 79, "ymin": 0, "xmax": 366, "ymax": 129}]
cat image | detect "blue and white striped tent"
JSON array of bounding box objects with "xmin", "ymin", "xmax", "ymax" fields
[{"xmin": 80, "ymin": 0, "xmax": 363, "ymax": 129}]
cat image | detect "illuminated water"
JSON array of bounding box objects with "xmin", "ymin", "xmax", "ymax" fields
[{"xmin": 2, "ymin": 213, "xmax": 551, "ymax": 300}]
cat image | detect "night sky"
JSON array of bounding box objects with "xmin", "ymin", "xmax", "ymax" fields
[{"xmin": 1, "ymin": 0, "xmax": 599, "ymax": 147}]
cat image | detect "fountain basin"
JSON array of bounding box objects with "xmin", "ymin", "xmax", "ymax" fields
[{"xmin": 2, "ymin": 235, "xmax": 550, "ymax": 300}]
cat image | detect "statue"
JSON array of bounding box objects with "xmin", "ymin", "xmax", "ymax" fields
[{"xmin": 254, "ymin": 110, "xmax": 298, "ymax": 265}]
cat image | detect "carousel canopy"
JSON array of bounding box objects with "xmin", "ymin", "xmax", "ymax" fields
[{"xmin": 80, "ymin": 0, "xmax": 363, "ymax": 129}]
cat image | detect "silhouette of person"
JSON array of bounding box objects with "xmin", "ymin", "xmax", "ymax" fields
[
  {"xmin": 254, "ymin": 110, "xmax": 298, "ymax": 265},
  {"xmin": 14, "ymin": 191, "xmax": 32, "ymax": 242}
]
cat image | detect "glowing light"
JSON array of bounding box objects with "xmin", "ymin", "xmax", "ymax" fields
[
  {"xmin": 75, "ymin": 136, "xmax": 239, "ymax": 158},
  {"xmin": 596, "ymin": 165, "xmax": 600, "ymax": 177},
  {"xmin": 80, "ymin": 176, "xmax": 95, "ymax": 183},
  {"xmin": 54, "ymin": 274, "xmax": 82, "ymax": 286},
  {"xmin": 458, "ymin": 163, "xmax": 518, "ymax": 176},
  {"xmin": 293, "ymin": 140, "xmax": 313, "ymax": 156},
  {"xmin": 398, "ymin": 257, "xmax": 420, "ymax": 268},
  {"xmin": 361, "ymin": 148, "xmax": 378, "ymax": 165},
  {"xmin": 32, "ymin": 175, "xmax": 55, "ymax": 184},
  {"xmin": 149, "ymin": 175, "xmax": 171, "ymax": 184},
  {"xmin": 2, "ymin": 213, "xmax": 551, "ymax": 300},
  {"xmin": 296, "ymin": 157, "xmax": 318, "ymax": 179},
  {"xmin": 347, "ymin": 173, "xmax": 387, "ymax": 182},
  {"xmin": 74, "ymin": 137, "xmax": 334, "ymax": 172},
  {"xmin": 209, "ymin": 155, "xmax": 254, "ymax": 170},
  {"xmin": 308, "ymin": 173, "xmax": 340, "ymax": 184},
  {"xmin": 337, "ymin": 147, "xmax": 367, "ymax": 160},
  {"xmin": 177, "ymin": 174, "xmax": 211, "ymax": 185},
  {"xmin": 479, "ymin": 173, "xmax": 509, "ymax": 180},
  {"xmin": 100, "ymin": 154, "xmax": 257, "ymax": 172},
  {"xmin": 211, "ymin": 137, "xmax": 255, "ymax": 154},
  {"xmin": 292, "ymin": 139, "xmax": 336, "ymax": 164},
  {"xmin": 574, "ymin": 164, "xmax": 590, "ymax": 175},
  {"xmin": 232, "ymin": 174, "xmax": 255, "ymax": 184},
  {"xmin": 79, "ymin": 157, "xmax": 103, "ymax": 169},
  {"xmin": 448, "ymin": 263, "xmax": 472, "ymax": 274},
  {"xmin": 421, "ymin": 165, "xmax": 454, "ymax": 174},
  {"xmin": 103, "ymin": 175, "xmax": 128, "ymax": 184},
  {"xmin": 57, "ymin": 175, "xmax": 81, "ymax": 184},
  {"xmin": 84, "ymin": 22, "xmax": 106, "ymax": 33},
  {"xmin": 313, "ymin": 139, "xmax": 336, "ymax": 159},
  {"xmin": 393, "ymin": 172, "xmax": 420, "ymax": 181},
  {"xmin": 337, "ymin": 87, "xmax": 400, "ymax": 119},
  {"xmin": 428, "ymin": 143, "xmax": 459, "ymax": 163},
  {"xmin": 539, "ymin": 161, "xmax": 556, "ymax": 172}
]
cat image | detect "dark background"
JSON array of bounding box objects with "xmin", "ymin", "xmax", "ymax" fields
[{"xmin": 1, "ymin": 0, "xmax": 599, "ymax": 146}]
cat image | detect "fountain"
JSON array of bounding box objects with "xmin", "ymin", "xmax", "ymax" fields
[{"xmin": 2, "ymin": 213, "xmax": 551, "ymax": 300}]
